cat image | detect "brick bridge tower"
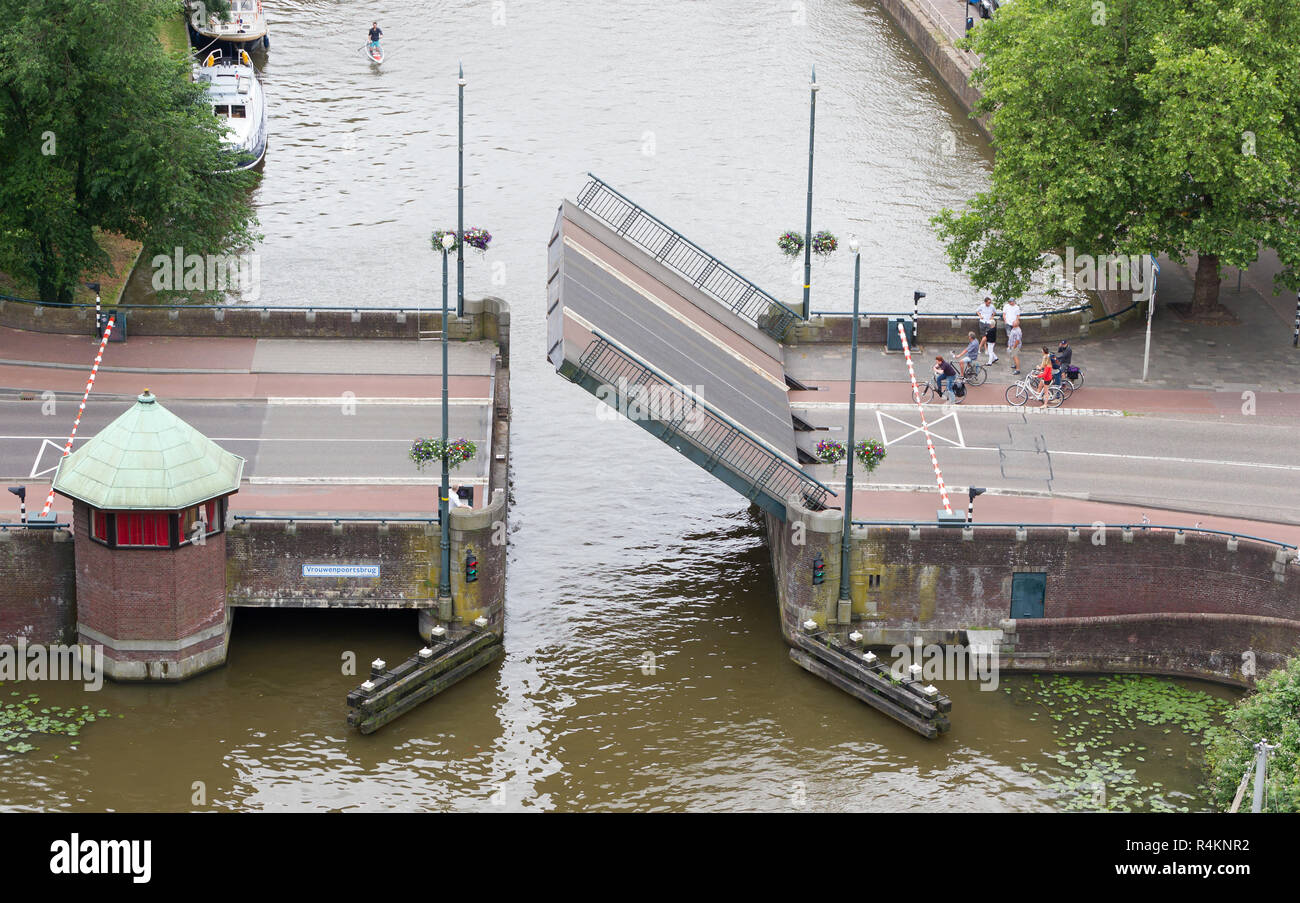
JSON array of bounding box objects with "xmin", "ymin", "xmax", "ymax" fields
[{"xmin": 52, "ymin": 390, "xmax": 244, "ymax": 681}]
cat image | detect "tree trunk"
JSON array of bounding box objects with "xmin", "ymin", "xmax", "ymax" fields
[{"xmin": 1191, "ymin": 252, "xmax": 1222, "ymax": 313}]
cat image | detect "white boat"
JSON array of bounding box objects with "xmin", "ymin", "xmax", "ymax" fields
[
  {"xmin": 188, "ymin": 0, "xmax": 270, "ymax": 48},
  {"xmin": 194, "ymin": 49, "xmax": 268, "ymax": 170}
]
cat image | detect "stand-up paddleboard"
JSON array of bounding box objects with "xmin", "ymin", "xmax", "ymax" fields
[{"xmin": 367, "ymin": 41, "xmax": 384, "ymax": 64}]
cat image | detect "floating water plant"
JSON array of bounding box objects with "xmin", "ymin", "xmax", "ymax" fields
[
  {"xmin": 0, "ymin": 688, "xmax": 113, "ymax": 755},
  {"xmin": 1006, "ymin": 674, "xmax": 1232, "ymax": 812}
]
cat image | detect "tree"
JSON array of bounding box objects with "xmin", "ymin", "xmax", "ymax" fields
[
  {"xmin": 932, "ymin": 0, "xmax": 1300, "ymax": 313},
  {"xmin": 0, "ymin": 0, "xmax": 257, "ymax": 304},
  {"xmin": 1204, "ymin": 654, "xmax": 1300, "ymax": 812}
]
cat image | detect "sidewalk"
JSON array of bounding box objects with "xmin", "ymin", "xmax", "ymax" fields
[
  {"xmin": 787, "ymin": 254, "xmax": 1300, "ymax": 407},
  {"xmin": 0, "ymin": 326, "xmax": 494, "ymax": 400},
  {"xmin": 840, "ymin": 489, "xmax": 1300, "ymax": 548}
]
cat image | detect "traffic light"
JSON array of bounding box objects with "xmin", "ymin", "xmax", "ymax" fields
[
  {"xmin": 812, "ymin": 554, "xmax": 825, "ymax": 586},
  {"xmin": 465, "ymin": 548, "xmax": 478, "ymax": 583}
]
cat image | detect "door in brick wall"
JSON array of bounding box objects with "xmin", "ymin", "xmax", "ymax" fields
[{"xmin": 1010, "ymin": 572, "xmax": 1046, "ymax": 619}]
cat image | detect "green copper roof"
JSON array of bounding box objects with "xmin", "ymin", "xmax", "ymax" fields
[{"xmin": 52, "ymin": 391, "xmax": 244, "ymax": 510}]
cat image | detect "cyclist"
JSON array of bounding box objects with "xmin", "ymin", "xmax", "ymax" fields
[
  {"xmin": 1056, "ymin": 339, "xmax": 1075, "ymax": 381},
  {"xmin": 933, "ymin": 355, "xmax": 959, "ymax": 403},
  {"xmin": 956, "ymin": 331, "xmax": 980, "ymax": 378},
  {"xmin": 1033, "ymin": 348, "xmax": 1056, "ymax": 408}
]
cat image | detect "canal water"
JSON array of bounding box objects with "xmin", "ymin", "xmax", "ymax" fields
[{"xmin": 4, "ymin": 0, "xmax": 1230, "ymax": 811}]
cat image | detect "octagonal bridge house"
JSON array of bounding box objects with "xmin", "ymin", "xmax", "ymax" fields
[{"xmin": 52, "ymin": 390, "xmax": 244, "ymax": 681}]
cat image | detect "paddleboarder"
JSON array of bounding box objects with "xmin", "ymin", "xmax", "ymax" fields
[{"xmin": 367, "ymin": 21, "xmax": 382, "ymax": 52}]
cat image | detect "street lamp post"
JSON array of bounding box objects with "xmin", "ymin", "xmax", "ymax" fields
[
  {"xmin": 803, "ymin": 66, "xmax": 818, "ymax": 320},
  {"xmin": 457, "ymin": 63, "xmax": 466, "ymax": 319},
  {"xmin": 839, "ymin": 238, "xmax": 861, "ymax": 606},
  {"xmin": 438, "ymin": 233, "xmax": 455, "ymax": 612}
]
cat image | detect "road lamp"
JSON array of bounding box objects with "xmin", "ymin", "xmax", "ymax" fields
[
  {"xmin": 802, "ymin": 66, "xmax": 818, "ymax": 320},
  {"xmin": 457, "ymin": 62, "xmax": 466, "ymax": 319},
  {"xmin": 438, "ymin": 232, "xmax": 455, "ymax": 612},
  {"xmin": 839, "ymin": 237, "xmax": 861, "ymax": 606}
]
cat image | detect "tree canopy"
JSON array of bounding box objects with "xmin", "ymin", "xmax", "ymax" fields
[
  {"xmin": 0, "ymin": 0, "xmax": 258, "ymax": 304},
  {"xmin": 932, "ymin": 0, "xmax": 1300, "ymax": 311}
]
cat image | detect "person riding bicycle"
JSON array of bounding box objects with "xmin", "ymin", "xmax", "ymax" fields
[
  {"xmin": 368, "ymin": 22, "xmax": 383, "ymax": 50},
  {"xmin": 1056, "ymin": 338, "xmax": 1078, "ymax": 382},
  {"xmin": 1033, "ymin": 348, "xmax": 1057, "ymax": 408},
  {"xmin": 933, "ymin": 355, "xmax": 959, "ymax": 403},
  {"xmin": 956, "ymin": 331, "xmax": 980, "ymax": 377}
]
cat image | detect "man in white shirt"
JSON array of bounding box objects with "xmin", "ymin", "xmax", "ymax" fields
[
  {"xmin": 976, "ymin": 296, "xmax": 998, "ymax": 364},
  {"xmin": 1001, "ymin": 299, "xmax": 1023, "ymax": 374}
]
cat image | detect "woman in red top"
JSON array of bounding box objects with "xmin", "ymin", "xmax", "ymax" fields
[{"xmin": 1035, "ymin": 348, "xmax": 1054, "ymax": 407}]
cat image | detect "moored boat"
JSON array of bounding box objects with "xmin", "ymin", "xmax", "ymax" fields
[
  {"xmin": 187, "ymin": 0, "xmax": 270, "ymax": 48},
  {"xmin": 194, "ymin": 49, "xmax": 268, "ymax": 171}
]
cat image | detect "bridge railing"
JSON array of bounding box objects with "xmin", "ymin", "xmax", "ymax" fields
[
  {"xmin": 574, "ymin": 174, "xmax": 801, "ymax": 341},
  {"xmin": 575, "ymin": 330, "xmax": 832, "ymax": 512},
  {"xmin": 231, "ymin": 514, "xmax": 439, "ymax": 525}
]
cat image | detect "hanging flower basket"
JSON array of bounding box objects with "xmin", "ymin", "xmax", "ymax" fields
[
  {"xmin": 811, "ymin": 230, "xmax": 838, "ymax": 257},
  {"xmin": 777, "ymin": 231, "xmax": 805, "ymax": 258},
  {"xmin": 410, "ymin": 437, "xmax": 477, "ymax": 471},
  {"xmin": 854, "ymin": 438, "xmax": 887, "ymax": 473},
  {"xmin": 462, "ymin": 227, "xmax": 492, "ymax": 252},
  {"xmin": 431, "ymin": 229, "xmax": 460, "ymax": 254},
  {"xmin": 816, "ymin": 439, "xmax": 846, "ymax": 464}
]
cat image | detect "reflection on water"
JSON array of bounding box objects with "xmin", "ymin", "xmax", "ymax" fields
[{"xmin": 10, "ymin": 0, "xmax": 1225, "ymax": 811}]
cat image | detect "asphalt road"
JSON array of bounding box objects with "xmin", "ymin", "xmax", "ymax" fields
[
  {"xmin": 0, "ymin": 399, "xmax": 492, "ymax": 485},
  {"xmin": 791, "ymin": 403, "xmax": 1300, "ymax": 524}
]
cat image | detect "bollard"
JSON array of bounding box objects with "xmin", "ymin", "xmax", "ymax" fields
[
  {"xmin": 802, "ymin": 619, "xmax": 818, "ymax": 633},
  {"xmin": 908, "ymin": 663, "xmax": 923, "ymax": 683},
  {"xmin": 849, "ymin": 631, "xmax": 864, "ymax": 645},
  {"xmin": 1122, "ymin": 528, "xmax": 1134, "ymax": 543},
  {"xmin": 1067, "ymin": 527, "xmax": 1081, "ymax": 543},
  {"xmin": 369, "ymin": 658, "xmax": 386, "ymax": 680},
  {"xmin": 862, "ymin": 651, "xmax": 878, "ymax": 665},
  {"xmin": 909, "ymin": 526, "xmax": 921, "ymax": 541},
  {"xmin": 1015, "ymin": 527, "xmax": 1027, "ymax": 542},
  {"xmin": 1174, "ymin": 530, "xmax": 1186, "ymax": 545},
  {"xmin": 961, "ymin": 527, "xmax": 974, "ymax": 541},
  {"xmin": 473, "ymin": 616, "xmax": 488, "ymax": 628},
  {"xmin": 431, "ymin": 625, "xmax": 447, "ymax": 641},
  {"xmin": 1226, "ymin": 536, "xmax": 1238, "ymax": 552},
  {"xmin": 418, "ymin": 647, "xmax": 434, "ymax": 661}
]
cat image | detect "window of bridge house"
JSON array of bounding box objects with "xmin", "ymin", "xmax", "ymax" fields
[
  {"xmin": 115, "ymin": 511, "xmax": 171, "ymax": 548},
  {"xmin": 178, "ymin": 499, "xmax": 222, "ymax": 546},
  {"xmin": 91, "ymin": 509, "xmax": 109, "ymax": 544}
]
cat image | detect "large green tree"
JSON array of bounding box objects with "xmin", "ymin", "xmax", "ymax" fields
[
  {"xmin": 0, "ymin": 0, "xmax": 257, "ymax": 304},
  {"xmin": 932, "ymin": 0, "xmax": 1300, "ymax": 312}
]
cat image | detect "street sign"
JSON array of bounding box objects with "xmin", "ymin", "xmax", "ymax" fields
[{"xmin": 302, "ymin": 564, "xmax": 380, "ymax": 578}]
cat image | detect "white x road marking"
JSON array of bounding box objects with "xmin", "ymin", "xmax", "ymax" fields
[
  {"xmin": 875, "ymin": 410, "xmax": 966, "ymax": 448},
  {"xmin": 29, "ymin": 439, "xmax": 69, "ymax": 478}
]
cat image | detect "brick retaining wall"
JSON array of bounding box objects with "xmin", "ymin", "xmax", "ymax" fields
[{"xmin": 0, "ymin": 527, "xmax": 76, "ymax": 644}]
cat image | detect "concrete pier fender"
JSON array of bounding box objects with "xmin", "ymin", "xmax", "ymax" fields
[
  {"xmin": 346, "ymin": 627, "xmax": 502, "ymax": 734},
  {"xmin": 790, "ymin": 628, "xmax": 952, "ymax": 738}
]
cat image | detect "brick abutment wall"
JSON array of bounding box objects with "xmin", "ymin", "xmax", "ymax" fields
[
  {"xmin": 0, "ymin": 528, "xmax": 76, "ymax": 645},
  {"xmin": 769, "ymin": 498, "xmax": 1300, "ymax": 687}
]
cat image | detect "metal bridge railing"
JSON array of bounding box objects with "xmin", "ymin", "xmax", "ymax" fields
[
  {"xmin": 575, "ymin": 331, "xmax": 832, "ymax": 511},
  {"xmin": 574, "ymin": 174, "xmax": 801, "ymax": 341}
]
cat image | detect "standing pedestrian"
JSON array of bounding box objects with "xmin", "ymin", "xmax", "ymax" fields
[
  {"xmin": 977, "ymin": 296, "xmax": 998, "ymax": 364},
  {"xmin": 1002, "ymin": 298, "xmax": 1023, "ymax": 374}
]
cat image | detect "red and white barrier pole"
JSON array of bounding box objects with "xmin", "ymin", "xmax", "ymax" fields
[
  {"xmin": 39, "ymin": 314, "xmax": 115, "ymax": 518},
  {"xmin": 898, "ymin": 322, "xmax": 953, "ymax": 514}
]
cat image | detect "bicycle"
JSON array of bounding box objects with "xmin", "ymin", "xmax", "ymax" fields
[
  {"xmin": 953, "ymin": 355, "xmax": 988, "ymax": 387},
  {"xmin": 915, "ymin": 373, "xmax": 966, "ymax": 404},
  {"xmin": 1005, "ymin": 371, "xmax": 1065, "ymax": 407},
  {"xmin": 1062, "ymin": 364, "xmax": 1084, "ymax": 389}
]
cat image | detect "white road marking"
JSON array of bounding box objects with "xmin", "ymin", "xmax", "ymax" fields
[
  {"xmin": 875, "ymin": 409, "xmax": 966, "ymax": 448},
  {"xmin": 246, "ymin": 476, "xmax": 489, "ymax": 485},
  {"xmin": 28, "ymin": 439, "xmax": 67, "ymax": 478},
  {"xmin": 266, "ymin": 397, "xmax": 491, "ymax": 405}
]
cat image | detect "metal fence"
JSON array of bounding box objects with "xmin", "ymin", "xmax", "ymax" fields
[
  {"xmin": 917, "ymin": 0, "xmax": 966, "ymax": 43},
  {"xmin": 576, "ymin": 332, "xmax": 832, "ymax": 511},
  {"xmin": 574, "ymin": 175, "xmax": 801, "ymax": 341},
  {"xmin": 231, "ymin": 515, "xmax": 439, "ymax": 525}
]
